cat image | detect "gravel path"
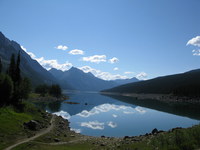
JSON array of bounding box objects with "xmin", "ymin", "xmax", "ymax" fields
[{"xmin": 4, "ymin": 115, "xmax": 56, "ymax": 150}]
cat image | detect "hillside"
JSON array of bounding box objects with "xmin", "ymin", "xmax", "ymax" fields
[
  {"xmin": 103, "ymin": 69, "xmax": 200, "ymax": 95},
  {"xmin": 112, "ymin": 77, "xmax": 139, "ymax": 85},
  {"xmin": 49, "ymin": 67, "xmax": 118, "ymax": 91},
  {"xmin": 0, "ymin": 32, "xmax": 58, "ymax": 87}
]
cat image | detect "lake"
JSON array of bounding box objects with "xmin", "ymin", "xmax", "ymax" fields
[{"xmin": 37, "ymin": 92, "xmax": 200, "ymax": 137}]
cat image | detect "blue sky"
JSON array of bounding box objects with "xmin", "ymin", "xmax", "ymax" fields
[{"xmin": 0, "ymin": 0, "xmax": 200, "ymax": 80}]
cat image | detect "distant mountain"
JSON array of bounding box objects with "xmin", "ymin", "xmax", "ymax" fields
[
  {"xmin": 0, "ymin": 32, "xmax": 58, "ymax": 87},
  {"xmin": 49, "ymin": 67, "xmax": 119, "ymax": 91},
  {"xmin": 103, "ymin": 69, "xmax": 200, "ymax": 95},
  {"xmin": 112, "ymin": 77, "xmax": 139, "ymax": 85}
]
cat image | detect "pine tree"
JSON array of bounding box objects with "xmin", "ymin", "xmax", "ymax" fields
[
  {"xmin": 0, "ymin": 58, "xmax": 2, "ymax": 73},
  {"xmin": 15, "ymin": 51, "xmax": 21, "ymax": 84},
  {"xmin": 8, "ymin": 54, "xmax": 16, "ymax": 83}
]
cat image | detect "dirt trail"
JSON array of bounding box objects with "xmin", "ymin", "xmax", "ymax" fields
[{"xmin": 4, "ymin": 115, "xmax": 56, "ymax": 150}]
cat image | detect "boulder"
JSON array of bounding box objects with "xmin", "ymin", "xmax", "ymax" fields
[
  {"xmin": 123, "ymin": 136, "xmax": 130, "ymax": 140},
  {"xmin": 24, "ymin": 120, "xmax": 40, "ymax": 131},
  {"xmin": 54, "ymin": 138, "xmax": 61, "ymax": 142},
  {"xmin": 151, "ymin": 128, "xmax": 158, "ymax": 134}
]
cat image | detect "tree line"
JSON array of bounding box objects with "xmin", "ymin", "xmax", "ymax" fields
[
  {"xmin": 35, "ymin": 84, "xmax": 62, "ymax": 98},
  {"xmin": 0, "ymin": 52, "xmax": 31, "ymax": 107},
  {"xmin": 0, "ymin": 52, "xmax": 62, "ymax": 107}
]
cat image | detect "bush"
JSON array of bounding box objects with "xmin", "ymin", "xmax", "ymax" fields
[
  {"xmin": 0, "ymin": 74, "xmax": 13, "ymax": 106},
  {"xmin": 35, "ymin": 84, "xmax": 49, "ymax": 97},
  {"xmin": 35, "ymin": 84, "xmax": 62, "ymax": 98},
  {"xmin": 49, "ymin": 84, "xmax": 61, "ymax": 98}
]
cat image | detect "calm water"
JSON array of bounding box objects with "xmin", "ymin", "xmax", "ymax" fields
[{"xmin": 38, "ymin": 92, "xmax": 200, "ymax": 137}]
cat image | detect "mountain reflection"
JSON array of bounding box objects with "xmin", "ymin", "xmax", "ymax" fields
[
  {"xmin": 103, "ymin": 94, "xmax": 200, "ymax": 120},
  {"xmin": 45, "ymin": 92, "xmax": 137, "ymax": 115},
  {"xmin": 35, "ymin": 92, "xmax": 199, "ymax": 137}
]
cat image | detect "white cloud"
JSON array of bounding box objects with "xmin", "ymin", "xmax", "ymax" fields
[
  {"xmin": 20, "ymin": 45, "xmax": 72, "ymax": 71},
  {"xmin": 53, "ymin": 111, "xmax": 71, "ymax": 120},
  {"xmin": 79, "ymin": 66, "xmax": 129, "ymax": 80},
  {"xmin": 55, "ymin": 45, "xmax": 68, "ymax": 51},
  {"xmin": 82, "ymin": 55, "xmax": 107, "ymax": 63},
  {"xmin": 80, "ymin": 121, "xmax": 104, "ymax": 130},
  {"xmin": 96, "ymin": 72, "xmax": 128, "ymax": 80},
  {"xmin": 69, "ymin": 49, "xmax": 84, "ymax": 55},
  {"xmin": 136, "ymin": 72, "xmax": 147, "ymax": 80},
  {"xmin": 36, "ymin": 57, "xmax": 72, "ymax": 71},
  {"xmin": 21, "ymin": 45, "xmax": 27, "ymax": 51},
  {"xmin": 109, "ymin": 57, "xmax": 119, "ymax": 64},
  {"xmin": 112, "ymin": 114, "xmax": 118, "ymax": 118},
  {"xmin": 124, "ymin": 71, "xmax": 134, "ymax": 74},
  {"xmin": 192, "ymin": 49, "xmax": 200, "ymax": 56},
  {"xmin": 21, "ymin": 45, "xmax": 36, "ymax": 59},
  {"xmin": 113, "ymin": 67, "xmax": 119, "ymax": 71},
  {"xmin": 70, "ymin": 128, "xmax": 81, "ymax": 133},
  {"xmin": 107, "ymin": 121, "xmax": 117, "ymax": 128},
  {"xmin": 187, "ymin": 36, "xmax": 200, "ymax": 47}
]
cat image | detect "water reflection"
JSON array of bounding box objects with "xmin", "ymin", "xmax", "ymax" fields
[
  {"xmin": 104, "ymin": 94, "xmax": 200, "ymax": 120},
  {"xmin": 35, "ymin": 92, "xmax": 200, "ymax": 137}
]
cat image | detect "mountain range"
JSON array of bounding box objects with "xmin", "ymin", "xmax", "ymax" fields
[
  {"xmin": 103, "ymin": 69, "xmax": 200, "ymax": 95},
  {"xmin": 0, "ymin": 32, "xmax": 58, "ymax": 87},
  {"xmin": 49, "ymin": 67, "xmax": 139, "ymax": 91},
  {"xmin": 1, "ymin": 31, "xmax": 200, "ymax": 95},
  {"xmin": 0, "ymin": 31, "xmax": 139, "ymax": 91}
]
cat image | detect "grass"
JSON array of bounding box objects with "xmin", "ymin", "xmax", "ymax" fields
[
  {"xmin": 13, "ymin": 142, "xmax": 92, "ymax": 150},
  {"xmin": 0, "ymin": 102, "xmax": 50, "ymax": 150},
  {"xmin": 1, "ymin": 101, "xmax": 200, "ymax": 150},
  {"xmin": 13, "ymin": 125, "xmax": 200, "ymax": 150},
  {"xmin": 149, "ymin": 126, "xmax": 200, "ymax": 150}
]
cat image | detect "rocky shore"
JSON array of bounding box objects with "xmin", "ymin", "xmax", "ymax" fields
[
  {"xmin": 101, "ymin": 92, "xmax": 200, "ymax": 104},
  {"xmin": 31, "ymin": 114, "xmax": 195, "ymax": 150}
]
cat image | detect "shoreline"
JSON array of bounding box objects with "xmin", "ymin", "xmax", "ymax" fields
[
  {"xmin": 28, "ymin": 95, "xmax": 68, "ymax": 103},
  {"xmin": 101, "ymin": 92, "xmax": 200, "ymax": 104}
]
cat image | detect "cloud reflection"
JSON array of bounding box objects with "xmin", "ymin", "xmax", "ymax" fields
[
  {"xmin": 77, "ymin": 104, "xmax": 147, "ymax": 118},
  {"xmin": 112, "ymin": 114, "xmax": 118, "ymax": 118},
  {"xmin": 77, "ymin": 104, "xmax": 132, "ymax": 118},
  {"xmin": 70, "ymin": 128, "xmax": 82, "ymax": 133},
  {"xmin": 123, "ymin": 111, "xmax": 135, "ymax": 114},
  {"xmin": 80, "ymin": 121, "xmax": 104, "ymax": 130},
  {"xmin": 107, "ymin": 121, "xmax": 117, "ymax": 128},
  {"xmin": 135, "ymin": 107, "xmax": 146, "ymax": 114},
  {"xmin": 53, "ymin": 110, "xmax": 71, "ymax": 119}
]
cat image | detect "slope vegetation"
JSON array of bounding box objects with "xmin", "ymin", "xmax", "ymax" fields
[{"xmin": 103, "ymin": 69, "xmax": 200, "ymax": 95}]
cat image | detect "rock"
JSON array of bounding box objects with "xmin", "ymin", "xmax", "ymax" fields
[
  {"xmin": 101, "ymin": 135, "xmax": 105, "ymax": 138},
  {"xmin": 171, "ymin": 127, "xmax": 182, "ymax": 132},
  {"xmin": 24, "ymin": 120, "xmax": 40, "ymax": 131},
  {"xmin": 151, "ymin": 128, "xmax": 158, "ymax": 134},
  {"xmin": 85, "ymin": 103, "xmax": 88, "ymax": 105},
  {"xmin": 54, "ymin": 138, "xmax": 61, "ymax": 142},
  {"xmin": 100, "ymin": 143, "xmax": 105, "ymax": 146},
  {"xmin": 123, "ymin": 136, "xmax": 130, "ymax": 140},
  {"xmin": 70, "ymin": 135, "xmax": 75, "ymax": 137},
  {"xmin": 157, "ymin": 130, "xmax": 164, "ymax": 134},
  {"xmin": 145, "ymin": 133, "xmax": 149, "ymax": 136}
]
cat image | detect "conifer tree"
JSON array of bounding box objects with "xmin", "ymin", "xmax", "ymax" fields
[
  {"xmin": 15, "ymin": 51, "xmax": 21, "ymax": 84},
  {"xmin": 8, "ymin": 54, "xmax": 16, "ymax": 83},
  {"xmin": 0, "ymin": 58, "xmax": 2, "ymax": 73}
]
